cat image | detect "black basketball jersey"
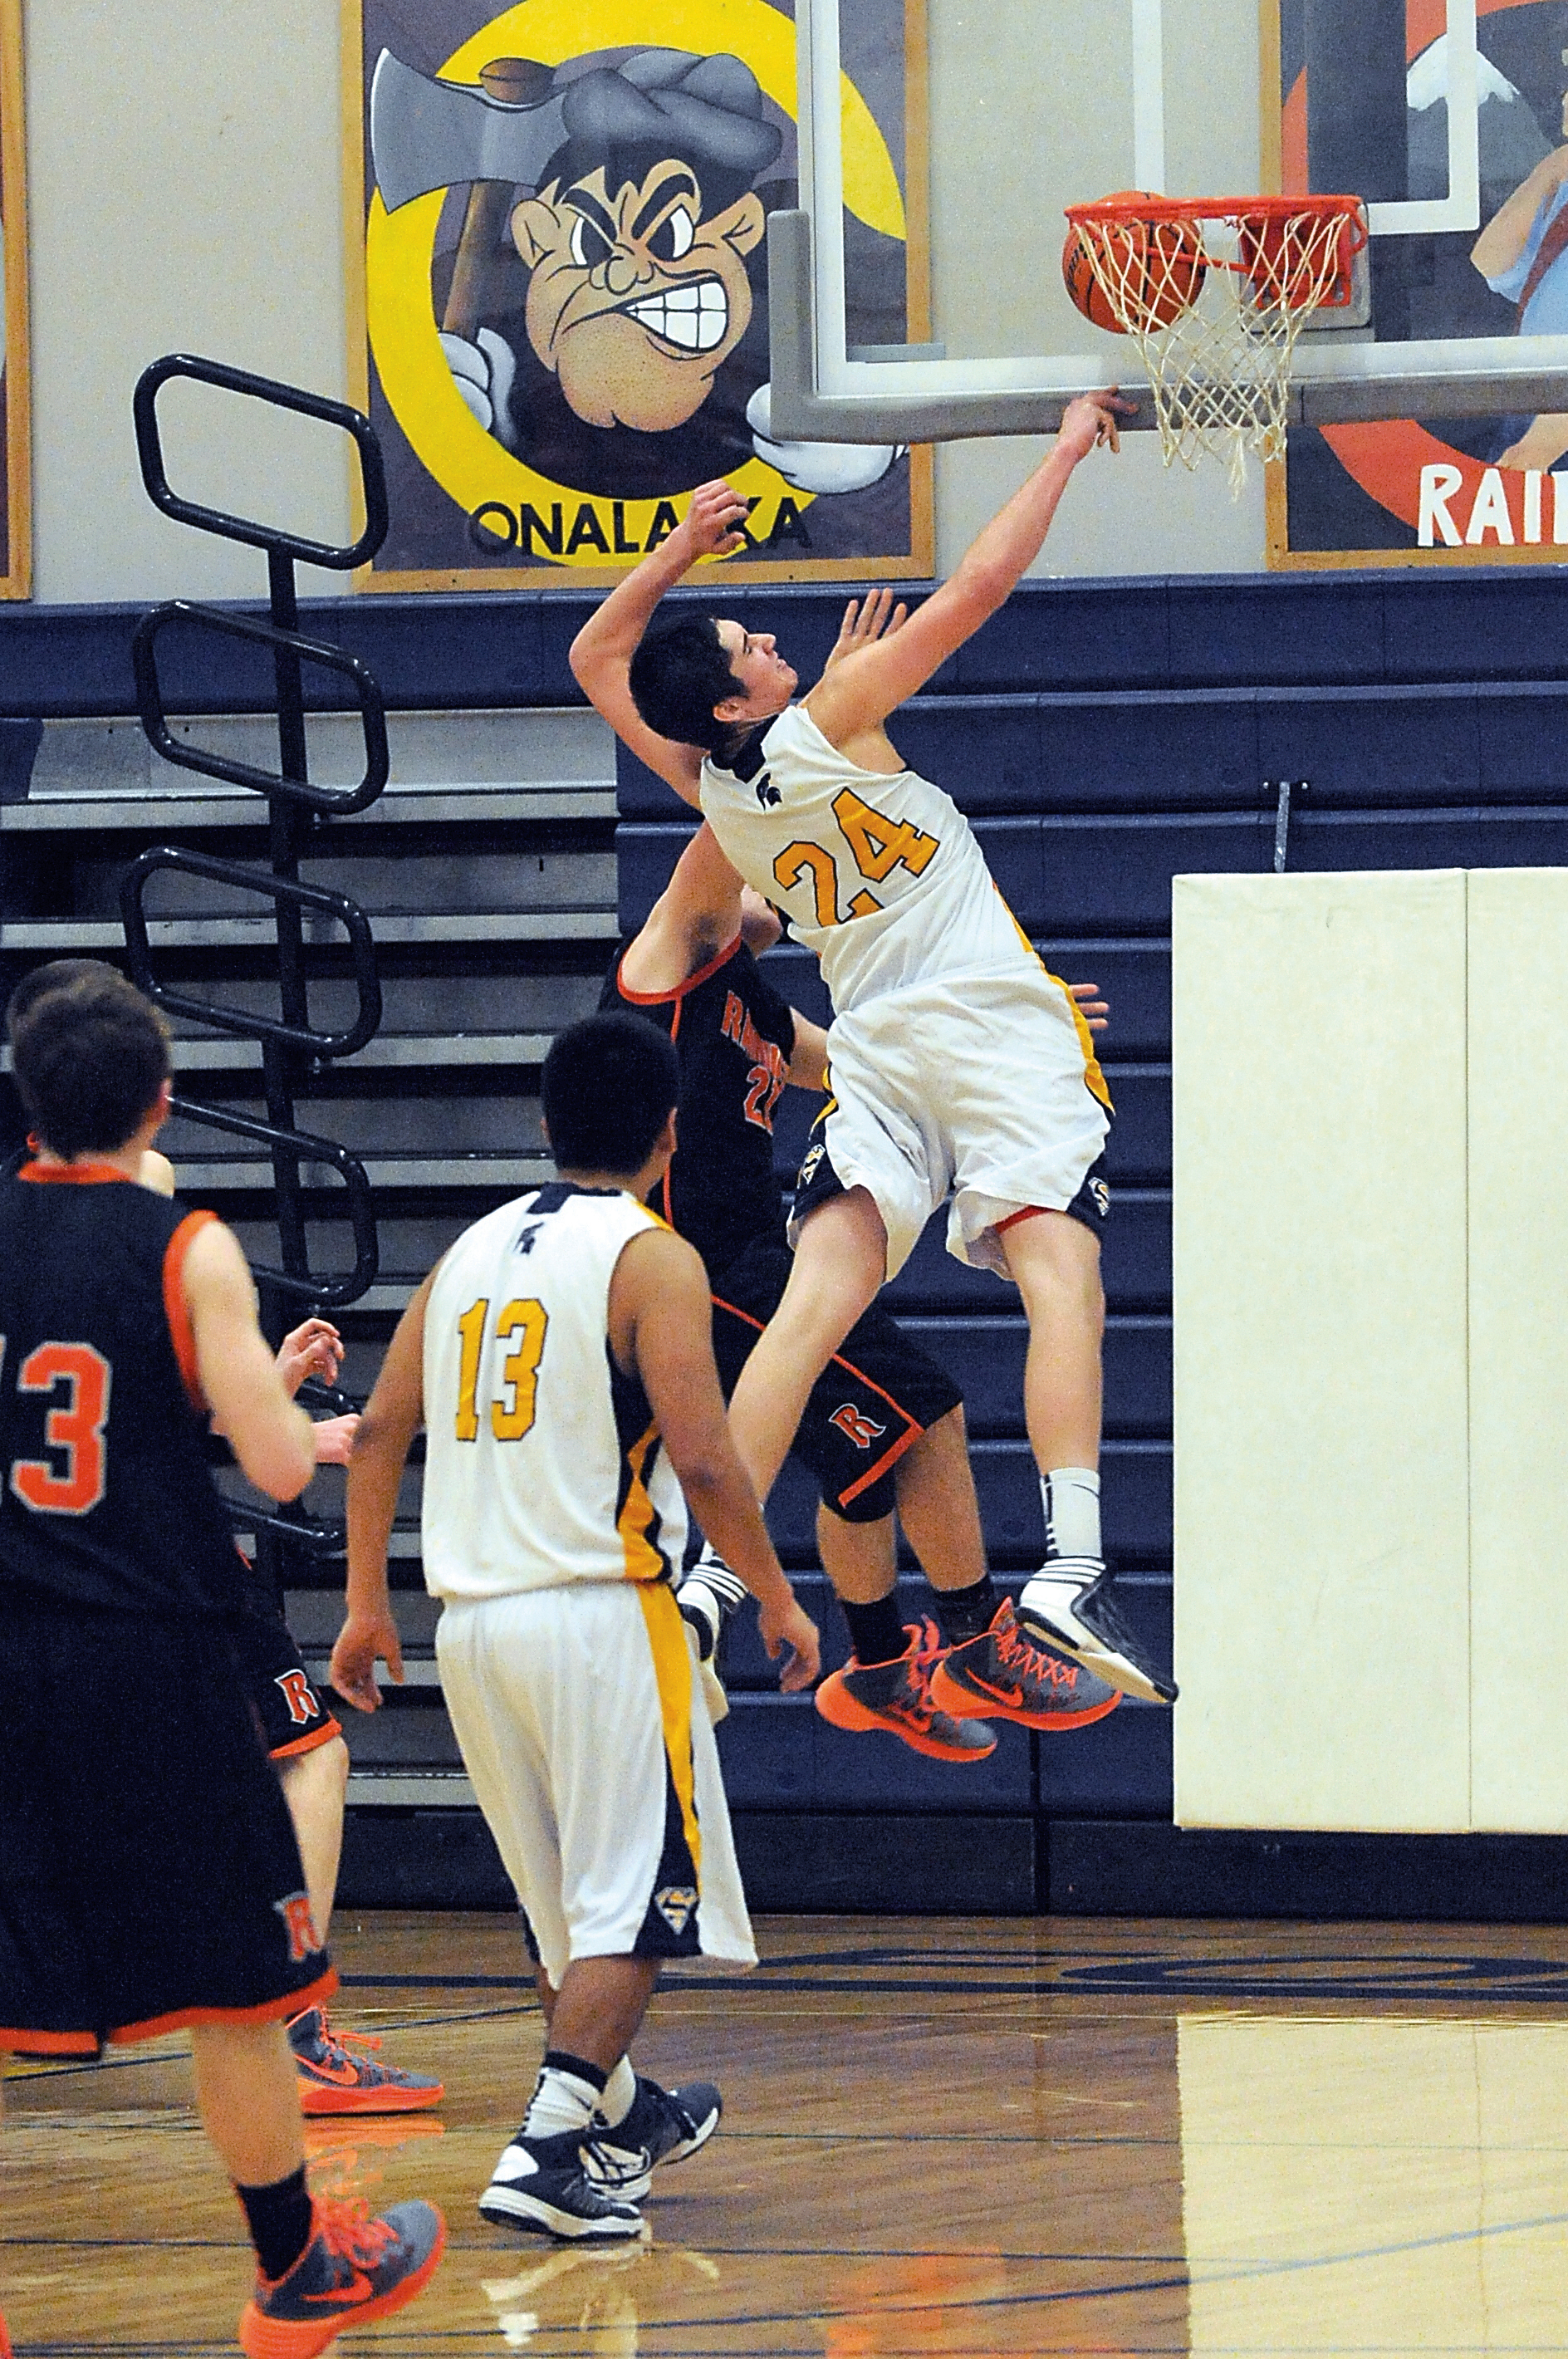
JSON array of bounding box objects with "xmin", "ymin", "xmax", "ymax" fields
[
  {"xmin": 603, "ymin": 934, "xmax": 796, "ymax": 1277},
  {"xmin": 0, "ymin": 1165, "xmax": 250, "ymax": 1616}
]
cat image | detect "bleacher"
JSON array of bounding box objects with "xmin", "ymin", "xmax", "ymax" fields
[{"xmin": 3, "ymin": 565, "xmax": 1567, "ymax": 1914}]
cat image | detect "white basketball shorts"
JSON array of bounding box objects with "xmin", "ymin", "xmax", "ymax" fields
[
  {"xmin": 791, "ymin": 969, "xmax": 1111, "ymax": 1282},
  {"xmin": 434, "ymin": 1579, "xmax": 755, "ymax": 1987}
]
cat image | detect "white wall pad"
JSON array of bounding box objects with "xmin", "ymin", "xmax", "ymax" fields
[
  {"xmin": 1467, "ymin": 871, "xmax": 1568, "ymax": 1832},
  {"xmin": 1178, "ymin": 2016, "xmax": 1568, "ymax": 2357},
  {"xmin": 1172, "ymin": 871, "xmax": 1470, "ymax": 1831}
]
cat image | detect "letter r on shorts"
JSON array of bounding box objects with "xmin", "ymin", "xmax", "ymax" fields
[
  {"xmin": 274, "ymin": 1669, "xmax": 320, "ymax": 1726},
  {"xmin": 275, "ymin": 1891, "xmax": 322, "ymax": 1963}
]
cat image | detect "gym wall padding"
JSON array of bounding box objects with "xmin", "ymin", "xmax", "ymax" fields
[
  {"xmin": 1467, "ymin": 870, "xmax": 1568, "ymax": 1833},
  {"xmin": 1171, "ymin": 871, "xmax": 1472, "ymax": 1832}
]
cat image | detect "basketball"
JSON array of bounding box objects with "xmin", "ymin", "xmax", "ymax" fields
[{"xmin": 1063, "ymin": 193, "xmax": 1207, "ymax": 332}]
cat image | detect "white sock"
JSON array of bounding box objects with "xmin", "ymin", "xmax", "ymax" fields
[
  {"xmin": 521, "ymin": 2060, "xmax": 600, "ymax": 2140},
  {"xmin": 1041, "ymin": 1467, "xmax": 1101, "ymax": 1565},
  {"xmin": 598, "ymin": 2055, "xmax": 638, "ymax": 2128}
]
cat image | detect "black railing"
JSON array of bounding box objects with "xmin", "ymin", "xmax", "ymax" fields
[{"xmin": 127, "ymin": 356, "xmax": 393, "ymax": 1562}]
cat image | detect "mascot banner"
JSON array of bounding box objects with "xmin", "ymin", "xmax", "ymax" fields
[
  {"xmin": 1, "ymin": 0, "xmax": 28, "ymax": 601},
  {"xmin": 344, "ymin": 0, "xmax": 933, "ymax": 588},
  {"xmin": 1270, "ymin": 0, "xmax": 1568, "ymax": 567}
]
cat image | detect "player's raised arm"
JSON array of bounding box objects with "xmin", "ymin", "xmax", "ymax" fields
[
  {"xmin": 183, "ymin": 1219, "xmax": 316, "ymax": 1502},
  {"xmin": 806, "ymin": 394, "xmax": 1133, "ymax": 746},
  {"xmin": 570, "ymin": 480, "xmax": 753, "ymax": 805},
  {"xmin": 619, "ymin": 822, "xmax": 749, "ymax": 995},
  {"xmin": 612, "ymin": 1223, "xmax": 821, "ymax": 1690}
]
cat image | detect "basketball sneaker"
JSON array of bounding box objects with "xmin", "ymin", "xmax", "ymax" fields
[
  {"xmin": 929, "ymin": 1596, "xmax": 1122, "ymax": 1729},
  {"xmin": 1017, "ymin": 1562, "xmax": 1178, "ymax": 1704},
  {"xmin": 288, "ymin": 2006, "xmax": 444, "ymax": 2115},
  {"xmin": 238, "ymin": 2195, "xmax": 445, "ymax": 2359},
  {"xmin": 676, "ymin": 1551, "xmax": 749, "ymax": 1660},
  {"xmin": 586, "ymin": 2074, "xmax": 723, "ymax": 2202},
  {"xmin": 479, "ymin": 2127, "xmax": 647, "ymax": 2242},
  {"xmin": 816, "ymin": 1619, "xmax": 997, "ymax": 1761}
]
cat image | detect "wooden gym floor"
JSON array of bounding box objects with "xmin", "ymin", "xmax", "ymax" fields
[{"xmin": 7, "ymin": 1911, "xmax": 1568, "ymax": 2355}]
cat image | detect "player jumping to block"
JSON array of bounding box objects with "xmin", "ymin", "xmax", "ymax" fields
[
  {"xmin": 604, "ymin": 824, "xmax": 1121, "ymax": 1748},
  {"xmin": 0, "ymin": 964, "xmax": 443, "ymax": 2357},
  {"xmin": 570, "ymin": 394, "xmax": 1175, "ymax": 1708},
  {"xmin": 331, "ymin": 1011, "xmax": 819, "ymax": 2240}
]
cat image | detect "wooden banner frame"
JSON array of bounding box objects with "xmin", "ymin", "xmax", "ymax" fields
[{"xmin": 1, "ymin": 0, "xmax": 31, "ymax": 601}]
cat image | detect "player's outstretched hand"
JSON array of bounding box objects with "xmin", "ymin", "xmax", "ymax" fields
[
  {"xmin": 277, "ymin": 1317, "xmax": 345, "ymax": 1396},
  {"xmin": 1067, "ymin": 979, "xmax": 1110, "ymax": 1033},
  {"xmin": 823, "ymin": 585, "xmax": 909, "ymax": 674},
  {"xmin": 761, "ymin": 1591, "xmax": 821, "ymax": 1692},
  {"xmin": 676, "ymin": 478, "xmax": 752, "ymax": 563},
  {"xmin": 1058, "ymin": 390, "xmax": 1136, "ymax": 462},
  {"xmin": 311, "ymin": 1412, "xmax": 360, "ymax": 1465},
  {"xmin": 330, "ymin": 1611, "xmax": 404, "ymax": 1713}
]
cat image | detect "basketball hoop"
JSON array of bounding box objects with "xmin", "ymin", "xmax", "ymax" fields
[{"xmin": 1062, "ymin": 194, "xmax": 1368, "ymax": 491}]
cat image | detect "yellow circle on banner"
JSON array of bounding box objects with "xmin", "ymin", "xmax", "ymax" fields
[{"xmin": 365, "ymin": 0, "xmax": 905, "ymax": 569}]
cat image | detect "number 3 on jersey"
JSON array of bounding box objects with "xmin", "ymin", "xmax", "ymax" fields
[
  {"xmin": 455, "ymin": 1297, "xmax": 549, "ymax": 1443},
  {"xmin": 772, "ymin": 787, "xmax": 940, "ymax": 928},
  {"xmin": 0, "ymin": 1337, "xmax": 111, "ymax": 1515}
]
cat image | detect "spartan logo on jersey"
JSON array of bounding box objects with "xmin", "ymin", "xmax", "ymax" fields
[
  {"xmin": 275, "ymin": 1891, "xmax": 324, "ymax": 1964},
  {"xmin": 797, "ymin": 1141, "xmax": 826, "ymax": 1188},
  {"xmin": 754, "ymin": 772, "xmax": 781, "ymax": 807},
  {"xmin": 830, "ymin": 1402, "xmax": 886, "ymax": 1450},
  {"xmin": 1088, "ymin": 1177, "xmax": 1110, "ymax": 1219},
  {"xmin": 654, "ymin": 1884, "xmax": 699, "ymax": 1935}
]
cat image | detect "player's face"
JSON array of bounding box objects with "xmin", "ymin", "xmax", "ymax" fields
[
  {"xmin": 714, "ymin": 619, "xmax": 797, "ymax": 719},
  {"xmin": 511, "ymin": 165, "xmax": 767, "ymax": 433}
]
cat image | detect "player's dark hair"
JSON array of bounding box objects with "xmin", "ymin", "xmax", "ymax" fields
[
  {"xmin": 6, "ymin": 960, "xmax": 170, "ymax": 1159},
  {"xmin": 629, "ymin": 615, "xmax": 744, "ymax": 753},
  {"xmin": 541, "ymin": 1010, "xmax": 680, "ymax": 1175}
]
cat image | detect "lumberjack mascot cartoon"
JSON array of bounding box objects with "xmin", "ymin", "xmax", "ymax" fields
[{"xmin": 370, "ymin": 44, "xmax": 898, "ymax": 498}]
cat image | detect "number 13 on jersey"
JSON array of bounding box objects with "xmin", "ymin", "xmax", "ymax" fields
[{"xmin": 455, "ymin": 1297, "xmax": 549, "ymax": 1443}]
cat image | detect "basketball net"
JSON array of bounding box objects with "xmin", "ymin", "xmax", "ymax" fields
[{"xmin": 1064, "ymin": 196, "xmax": 1367, "ymax": 493}]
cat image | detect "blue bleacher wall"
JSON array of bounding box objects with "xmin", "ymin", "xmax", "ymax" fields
[{"xmin": 7, "ymin": 562, "xmax": 1568, "ymax": 1916}]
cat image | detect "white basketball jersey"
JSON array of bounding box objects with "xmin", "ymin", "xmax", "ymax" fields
[
  {"xmin": 421, "ymin": 1183, "xmax": 687, "ymax": 1602},
  {"xmin": 699, "ymin": 702, "xmax": 1037, "ymax": 1012}
]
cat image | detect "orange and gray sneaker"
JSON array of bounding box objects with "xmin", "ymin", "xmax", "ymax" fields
[
  {"xmin": 287, "ymin": 2008, "xmax": 443, "ymax": 2116},
  {"xmin": 816, "ymin": 1619, "xmax": 997, "ymax": 1762},
  {"xmin": 239, "ymin": 2194, "xmax": 444, "ymax": 2358},
  {"xmin": 929, "ymin": 1596, "xmax": 1122, "ymax": 1731}
]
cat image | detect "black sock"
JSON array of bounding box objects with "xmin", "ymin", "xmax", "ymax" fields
[
  {"xmin": 934, "ymin": 1573, "xmax": 998, "ymax": 1645},
  {"xmin": 541, "ymin": 2048, "xmax": 608, "ymax": 2094},
  {"xmin": 841, "ymin": 1591, "xmax": 907, "ymax": 1666},
  {"xmin": 237, "ymin": 2165, "xmax": 313, "ymax": 2284}
]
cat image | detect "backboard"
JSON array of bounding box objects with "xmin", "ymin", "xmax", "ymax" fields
[{"xmin": 770, "ymin": 0, "xmax": 1568, "ymax": 482}]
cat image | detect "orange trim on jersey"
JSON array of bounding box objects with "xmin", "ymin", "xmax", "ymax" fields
[
  {"xmin": 17, "ymin": 1160, "xmax": 133, "ymax": 1185},
  {"xmin": 161, "ymin": 1209, "xmax": 218, "ymax": 1415},
  {"xmin": 104, "ymin": 1966, "xmax": 338, "ymax": 2046},
  {"xmin": 269, "ymin": 1715, "xmax": 344, "ymax": 1762},
  {"xmin": 0, "ymin": 2026, "xmax": 98, "ymax": 2054},
  {"xmin": 615, "ymin": 932, "xmax": 744, "ymax": 1005}
]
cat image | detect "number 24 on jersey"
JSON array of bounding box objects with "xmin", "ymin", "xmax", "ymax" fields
[{"xmin": 773, "ymin": 787, "xmax": 940, "ymax": 929}]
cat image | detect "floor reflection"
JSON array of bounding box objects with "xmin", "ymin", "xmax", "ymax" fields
[{"xmin": 1179, "ymin": 2015, "xmax": 1568, "ymax": 2355}]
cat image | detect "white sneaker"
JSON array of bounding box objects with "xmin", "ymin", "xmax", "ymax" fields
[{"xmin": 1017, "ymin": 1562, "xmax": 1177, "ymax": 1704}]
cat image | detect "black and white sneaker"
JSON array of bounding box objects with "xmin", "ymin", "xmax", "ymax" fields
[
  {"xmin": 1017, "ymin": 1562, "xmax": 1177, "ymax": 1705},
  {"xmin": 676, "ymin": 1552, "xmax": 749, "ymax": 1661},
  {"xmin": 478, "ymin": 2127, "xmax": 645, "ymax": 2241},
  {"xmin": 587, "ymin": 2076, "xmax": 723, "ymax": 2203}
]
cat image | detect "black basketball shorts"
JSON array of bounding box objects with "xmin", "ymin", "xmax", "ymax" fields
[
  {"xmin": 708, "ymin": 1234, "xmax": 963, "ymax": 1525},
  {"xmin": 232, "ymin": 1606, "xmax": 344, "ymax": 1760},
  {"xmin": 0, "ymin": 1595, "xmax": 335, "ymax": 2055}
]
